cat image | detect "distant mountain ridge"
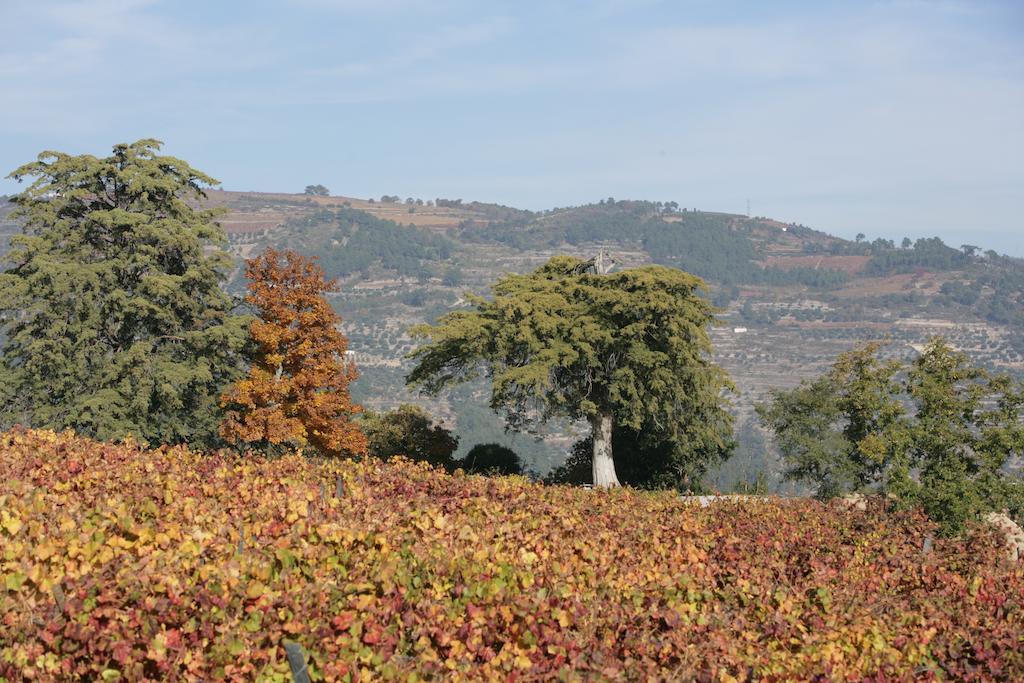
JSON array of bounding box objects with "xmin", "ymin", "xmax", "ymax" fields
[{"xmin": 204, "ymin": 190, "xmax": 1023, "ymax": 338}]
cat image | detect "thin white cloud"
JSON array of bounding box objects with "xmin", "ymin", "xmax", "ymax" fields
[
  {"xmin": 308, "ymin": 17, "xmax": 513, "ymax": 79},
  {"xmin": 40, "ymin": 0, "xmax": 161, "ymax": 30},
  {"xmin": 602, "ymin": 8, "xmax": 1023, "ymax": 89},
  {"xmin": 0, "ymin": 0, "xmax": 282, "ymax": 133},
  {"xmin": 276, "ymin": 2, "xmax": 1024, "ymax": 106},
  {"xmin": 288, "ymin": 0, "xmax": 457, "ymax": 12},
  {"xmin": 4, "ymin": 0, "xmax": 278, "ymax": 76}
]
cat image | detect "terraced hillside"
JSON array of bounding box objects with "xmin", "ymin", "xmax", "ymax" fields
[
  {"xmin": 3, "ymin": 189, "xmax": 1022, "ymax": 485},
  {"xmin": 194, "ymin": 190, "xmax": 1024, "ymax": 486}
]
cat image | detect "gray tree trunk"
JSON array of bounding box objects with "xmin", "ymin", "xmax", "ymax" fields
[{"xmin": 591, "ymin": 412, "xmax": 620, "ymax": 488}]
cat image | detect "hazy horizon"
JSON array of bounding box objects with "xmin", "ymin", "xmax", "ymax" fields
[{"xmin": 2, "ymin": 0, "xmax": 1022, "ymax": 256}]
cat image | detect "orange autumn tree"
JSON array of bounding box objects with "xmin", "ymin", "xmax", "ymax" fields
[{"xmin": 219, "ymin": 249, "xmax": 368, "ymax": 457}]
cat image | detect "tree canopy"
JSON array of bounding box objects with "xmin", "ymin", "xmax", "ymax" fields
[
  {"xmin": 360, "ymin": 404, "xmax": 458, "ymax": 468},
  {"xmin": 407, "ymin": 255, "xmax": 734, "ymax": 487},
  {"xmin": 460, "ymin": 443, "xmax": 525, "ymax": 477},
  {"xmin": 0, "ymin": 139, "xmax": 249, "ymax": 447},
  {"xmin": 219, "ymin": 249, "xmax": 367, "ymax": 457},
  {"xmin": 278, "ymin": 208, "xmax": 454, "ymax": 280},
  {"xmin": 758, "ymin": 338, "xmax": 1024, "ymax": 534},
  {"xmin": 756, "ymin": 342, "xmax": 908, "ymax": 500}
]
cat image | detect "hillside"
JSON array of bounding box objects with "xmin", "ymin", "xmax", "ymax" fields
[
  {"xmin": 194, "ymin": 190, "xmax": 1024, "ymax": 485},
  {"xmin": 2, "ymin": 429, "xmax": 1021, "ymax": 680},
  {"xmin": 3, "ymin": 188, "xmax": 1022, "ymax": 483}
]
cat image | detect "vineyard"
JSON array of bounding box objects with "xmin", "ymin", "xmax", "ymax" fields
[{"xmin": 1, "ymin": 429, "xmax": 1022, "ymax": 681}]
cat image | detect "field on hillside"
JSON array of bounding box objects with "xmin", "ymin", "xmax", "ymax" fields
[{"xmin": 2, "ymin": 429, "xmax": 1022, "ymax": 681}]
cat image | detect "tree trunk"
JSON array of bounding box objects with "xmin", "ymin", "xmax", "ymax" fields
[{"xmin": 591, "ymin": 412, "xmax": 620, "ymax": 488}]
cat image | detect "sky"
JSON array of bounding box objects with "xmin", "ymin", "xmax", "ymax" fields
[{"xmin": 2, "ymin": 0, "xmax": 1022, "ymax": 255}]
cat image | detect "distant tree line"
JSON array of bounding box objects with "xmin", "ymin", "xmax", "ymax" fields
[
  {"xmin": 645, "ymin": 215, "xmax": 849, "ymax": 288},
  {"xmin": 279, "ymin": 208, "xmax": 455, "ymax": 280},
  {"xmin": 862, "ymin": 237, "xmax": 970, "ymax": 275},
  {"xmin": 941, "ymin": 254, "xmax": 1024, "ymax": 354},
  {"xmin": 461, "ymin": 202, "xmax": 850, "ymax": 290}
]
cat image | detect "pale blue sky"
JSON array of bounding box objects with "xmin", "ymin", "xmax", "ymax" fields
[{"xmin": 2, "ymin": 0, "xmax": 1022, "ymax": 254}]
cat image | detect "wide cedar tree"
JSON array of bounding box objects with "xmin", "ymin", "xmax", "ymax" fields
[{"xmin": 0, "ymin": 139, "xmax": 249, "ymax": 447}]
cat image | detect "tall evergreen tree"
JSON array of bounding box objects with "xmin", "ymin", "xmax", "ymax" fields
[
  {"xmin": 407, "ymin": 255, "xmax": 734, "ymax": 487},
  {"xmin": 0, "ymin": 140, "xmax": 250, "ymax": 446}
]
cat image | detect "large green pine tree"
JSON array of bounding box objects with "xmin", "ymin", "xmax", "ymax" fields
[{"xmin": 0, "ymin": 140, "xmax": 250, "ymax": 446}]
